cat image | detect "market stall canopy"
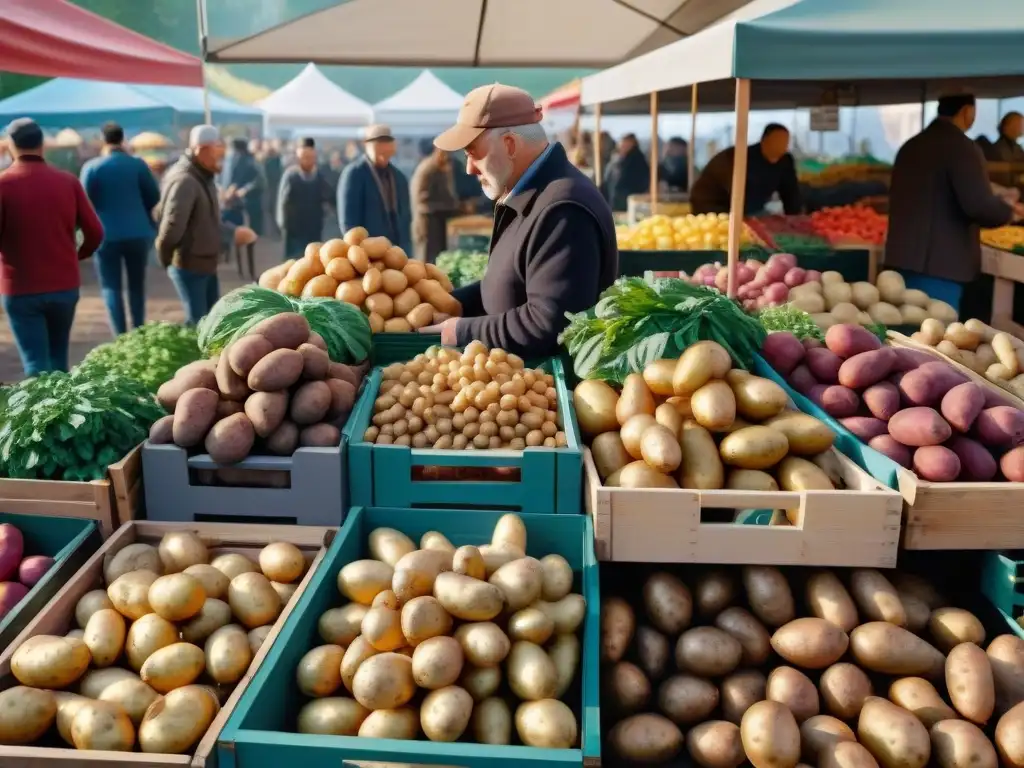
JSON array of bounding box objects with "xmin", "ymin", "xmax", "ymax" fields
[
  {"xmin": 0, "ymin": 78, "xmax": 263, "ymax": 133},
  {"xmin": 2, "ymin": 0, "xmax": 202, "ymax": 87},
  {"xmin": 256, "ymin": 64, "xmax": 373, "ymax": 132},
  {"xmin": 203, "ymin": 0, "xmax": 759, "ymax": 67},
  {"xmin": 540, "ymin": 81, "xmax": 582, "ymax": 113},
  {"xmin": 372, "ymin": 71, "xmax": 464, "ymax": 131},
  {"xmin": 581, "ymin": 0, "xmax": 1024, "ymax": 113}
]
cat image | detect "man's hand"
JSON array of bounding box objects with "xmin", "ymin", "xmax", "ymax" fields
[
  {"xmin": 234, "ymin": 226, "xmax": 257, "ymax": 246},
  {"xmin": 1013, "ymin": 203, "xmax": 1024, "ymax": 222},
  {"xmin": 418, "ymin": 317, "xmax": 459, "ymax": 346}
]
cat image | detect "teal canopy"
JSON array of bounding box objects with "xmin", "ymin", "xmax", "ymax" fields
[
  {"xmin": 581, "ymin": 0, "xmax": 1024, "ymax": 112},
  {"xmin": 0, "ymin": 78, "xmax": 263, "ymax": 134}
]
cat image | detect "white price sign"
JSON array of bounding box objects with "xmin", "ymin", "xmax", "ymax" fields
[{"xmin": 810, "ymin": 106, "xmax": 840, "ymax": 132}]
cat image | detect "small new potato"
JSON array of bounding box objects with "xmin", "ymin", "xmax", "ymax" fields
[
  {"xmin": 0, "ymin": 686, "xmax": 56, "ymax": 744},
  {"xmin": 489, "ymin": 557, "xmax": 543, "ymax": 611},
  {"xmin": 148, "ymin": 572, "xmax": 206, "ymax": 622},
  {"xmin": 319, "ymin": 603, "xmax": 368, "ymax": 646},
  {"xmin": 83, "ymin": 608, "xmax": 126, "ymax": 667},
  {"xmin": 352, "ymin": 652, "xmax": 416, "ymax": 710},
  {"xmin": 536, "ymin": 593, "xmax": 587, "ymax": 635},
  {"xmin": 401, "ymin": 595, "xmax": 452, "ymax": 646},
  {"xmin": 80, "ymin": 667, "xmax": 137, "ymax": 699},
  {"xmin": 138, "ymin": 685, "xmax": 218, "ymax": 754},
  {"xmin": 183, "ymin": 564, "xmax": 230, "ymax": 599},
  {"xmin": 368, "ymin": 527, "xmax": 417, "ymax": 568},
  {"xmin": 297, "ymin": 697, "xmax": 370, "ymax": 736},
  {"xmin": 12, "ymin": 635, "xmax": 91, "ymax": 689},
  {"xmin": 71, "ymin": 700, "xmax": 135, "ymax": 752},
  {"xmin": 412, "ymin": 635, "xmax": 464, "ymax": 690},
  {"xmin": 492, "ymin": 512, "xmax": 528, "ymax": 551},
  {"xmin": 75, "ymin": 588, "xmax": 115, "ymax": 629},
  {"xmin": 421, "ymin": 685, "xmax": 473, "ymax": 742},
  {"xmin": 455, "ymin": 622, "xmax": 511, "ymax": 667},
  {"xmin": 107, "ymin": 568, "xmax": 159, "ymax": 620},
  {"xmin": 297, "ymin": 644, "xmax": 344, "ymax": 697},
  {"xmin": 140, "ymin": 642, "xmax": 206, "ymax": 693},
  {"xmin": 210, "ymin": 552, "xmax": 259, "ymax": 581},
  {"xmin": 125, "ymin": 613, "xmax": 179, "ymax": 671},
  {"xmin": 158, "ymin": 531, "xmax": 209, "ymax": 573},
  {"xmin": 362, "ymin": 606, "xmax": 405, "ymax": 651},
  {"xmin": 229, "ymin": 571, "xmax": 282, "ymax": 629},
  {"xmin": 179, "ymin": 597, "xmax": 232, "ymax": 644},
  {"xmin": 516, "ymin": 699, "xmax": 578, "ymax": 749},
  {"xmin": 104, "ymin": 543, "xmax": 163, "ymax": 585},
  {"xmin": 337, "ymin": 559, "xmax": 394, "ymax": 605},
  {"xmin": 259, "ymin": 541, "xmax": 305, "ymax": 583},
  {"xmin": 53, "ymin": 691, "xmax": 87, "ymax": 745},
  {"xmin": 205, "ymin": 624, "xmax": 253, "ymax": 684}
]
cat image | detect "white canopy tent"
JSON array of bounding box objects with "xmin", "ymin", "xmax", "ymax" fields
[
  {"xmin": 203, "ymin": 0, "xmax": 760, "ymax": 67},
  {"xmin": 373, "ymin": 70, "xmax": 464, "ymax": 133},
  {"xmin": 256, "ymin": 63, "xmax": 373, "ymax": 137}
]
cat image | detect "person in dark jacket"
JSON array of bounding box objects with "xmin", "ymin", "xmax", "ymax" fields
[
  {"xmin": 319, "ymin": 149, "xmax": 345, "ymax": 240},
  {"xmin": 659, "ymin": 136, "xmax": 689, "ymax": 193},
  {"xmin": 0, "ymin": 118, "xmax": 103, "ymax": 376},
  {"xmin": 423, "ymin": 84, "xmax": 618, "ymax": 357},
  {"xmin": 982, "ymin": 112, "xmax": 1024, "ymax": 164},
  {"xmin": 603, "ymin": 133, "xmax": 649, "ymax": 211},
  {"xmin": 337, "ymin": 125, "xmax": 412, "ymax": 252},
  {"xmin": 410, "ymin": 148, "xmax": 460, "ymax": 263},
  {"xmin": 885, "ymin": 95, "xmax": 1023, "ymax": 321},
  {"xmin": 80, "ymin": 121, "xmax": 160, "ymax": 335},
  {"xmin": 260, "ymin": 142, "xmax": 283, "ymax": 236},
  {"xmin": 690, "ymin": 124, "xmax": 801, "ymax": 215},
  {"xmin": 220, "ymin": 138, "xmax": 264, "ymax": 231},
  {"xmin": 277, "ymin": 138, "xmax": 332, "ymax": 259}
]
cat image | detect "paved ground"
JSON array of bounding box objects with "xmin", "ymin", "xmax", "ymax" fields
[{"xmin": 0, "ymin": 239, "xmax": 284, "ymax": 383}]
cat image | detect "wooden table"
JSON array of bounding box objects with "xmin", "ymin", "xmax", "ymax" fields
[{"xmin": 981, "ymin": 244, "xmax": 1024, "ymax": 337}]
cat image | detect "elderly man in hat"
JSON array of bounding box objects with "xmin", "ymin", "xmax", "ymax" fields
[
  {"xmin": 337, "ymin": 124, "xmax": 411, "ymax": 252},
  {"xmin": 0, "ymin": 118, "xmax": 103, "ymax": 376},
  {"xmin": 419, "ymin": 84, "xmax": 617, "ymax": 357},
  {"xmin": 156, "ymin": 125, "xmax": 256, "ymax": 324},
  {"xmin": 277, "ymin": 137, "xmax": 333, "ymax": 259}
]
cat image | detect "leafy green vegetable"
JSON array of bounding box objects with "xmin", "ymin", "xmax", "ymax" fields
[
  {"xmin": 198, "ymin": 286, "xmax": 371, "ymax": 364},
  {"xmin": 435, "ymin": 251, "xmax": 488, "ymax": 288},
  {"xmin": 560, "ymin": 277, "xmax": 767, "ymax": 384},
  {"xmin": 0, "ymin": 370, "xmax": 164, "ymax": 481},
  {"xmin": 864, "ymin": 322, "xmax": 889, "ymax": 341},
  {"xmin": 757, "ymin": 305, "xmax": 825, "ymax": 341},
  {"xmin": 77, "ymin": 322, "xmax": 200, "ymax": 392}
]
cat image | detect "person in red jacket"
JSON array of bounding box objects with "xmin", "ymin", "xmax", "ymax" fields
[{"xmin": 0, "ymin": 118, "xmax": 103, "ymax": 377}]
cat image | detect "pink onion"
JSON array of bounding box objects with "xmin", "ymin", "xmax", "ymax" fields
[
  {"xmin": 702, "ymin": 275, "xmax": 716, "ymax": 286},
  {"xmin": 783, "ymin": 267, "xmax": 807, "ymax": 287},
  {"xmin": 735, "ymin": 263, "xmax": 756, "ymax": 285},
  {"xmin": 764, "ymin": 283, "xmax": 790, "ymax": 303},
  {"xmin": 804, "ymin": 269, "xmax": 823, "ymax": 284},
  {"xmin": 770, "ymin": 252, "xmax": 798, "ymax": 271}
]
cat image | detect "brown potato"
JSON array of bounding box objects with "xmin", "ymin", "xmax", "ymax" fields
[
  {"xmin": 601, "ymin": 597, "xmax": 635, "ymax": 663},
  {"xmin": 820, "ymin": 741, "xmax": 881, "ymax": 768},
  {"xmin": 687, "ymin": 720, "xmax": 745, "ymax": 768},
  {"xmin": 610, "ymin": 713, "xmax": 684, "ymax": 764},
  {"xmin": 743, "ymin": 566, "xmax": 795, "ymax": 628},
  {"xmin": 721, "ymin": 670, "xmax": 767, "ymax": 724},
  {"xmin": 607, "ymin": 661, "xmax": 651, "ymax": 714},
  {"xmin": 767, "ymin": 666, "xmax": 820, "ymax": 723},
  {"xmin": 643, "ymin": 572, "xmax": 692, "ymax": 635},
  {"xmin": 946, "ymin": 642, "xmax": 994, "ymax": 725},
  {"xmin": 995, "ymin": 701, "xmax": 1024, "ymax": 768},
  {"xmin": 771, "ymin": 618, "xmax": 849, "ymax": 669},
  {"xmin": 675, "ymin": 627, "xmax": 742, "ymax": 677},
  {"xmin": 800, "ymin": 715, "xmax": 855, "ymax": 763},
  {"xmin": 857, "ymin": 696, "xmax": 931, "ymax": 768},
  {"xmin": 850, "ymin": 622, "xmax": 945, "ymax": 678},
  {"xmin": 849, "ymin": 569, "xmax": 907, "ymax": 627},
  {"xmin": 888, "ymin": 677, "xmax": 957, "ymax": 728},
  {"xmin": 930, "ymin": 719, "xmax": 997, "ymax": 768},
  {"xmin": 715, "ymin": 607, "xmax": 772, "ymax": 667},
  {"xmin": 694, "ymin": 570, "xmax": 736, "ymax": 616},
  {"xmin": 820, "ymin": 663, "xmax": 873, "ymax": 720},
  {"xmin": 740, "ymin": 700, "xmax": 800, "ymax": 768},
  {"xmin": 988, "ymin": 634, "xmax": 1024, "ymax": 716},
  {"xmin": 929, "ymin": 607, "xmax": 985, "ymax": 653},
  {"xmin": 658, "ymin": 674, "xmax": 718, "ymax": 724},
  {"xmin": 806, "ymin": 571, "xmax": 859, "ymax": 633},
  {"xmin": 635, "ymin": 626, "xmax": 670, "ymax": 680}
]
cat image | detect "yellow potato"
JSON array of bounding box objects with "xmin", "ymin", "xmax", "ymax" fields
[
  {"xmin": 536, "ymin": 593, "xmax": 587, "ymax": 635},
  {"xmin": 205, "ymin": 624, "xmax": 253, "ymax": 684},
  {"xmin": 491, "ymin": 512, "xmax": 528, "ymax": 552},
  {"xmin": 643, "ymin": 358, "xmax": 678, "ymax": 397},
  {"xmin": 271, "ymin": 580, "xmax": 299, "ymax": 604},
  {"xmin": 75, "ymin": 588, "xmax": 115, "ymax": 629},
  {"xmin": 673, "ymin": 341, "xmax": 729, "ymax": 396},
  {"xmin": 641, "ymin": 424, "xmax": 684, "ymax": 473},
  {"xmin": 507, "ymin": 640, "xmax": 558, "ymax": 701},
  {"xmin": 362, "ymin": 606, "xmax": 405, "ymax": 651},
  {"xmin": 452, "ymin": 545, "xmax": 486, "ymax": 580},
  {"xmin": 455, "ymin": 622, "xmax": 511, "ymax": 667},
  {"xmin": 258, "ymin": 541, "xmax": 305, "ymax": 583},
  {"xmin": 549, "ymin": 634, "xmax": 580, "ymax": 699},
  {"xmin": 97, "ymin": 676, "xmax": 160, "ymax": 726},
  {"xmin": 764, "ymin": 412, "xmax": 836, "ymax": 455},
  {"xmin": 352, "ymin": 652, "xmax": 416, "ymax": 710},
  {"xmin": 80, "ymin": 667, "xmax": 138, "ymax": 698},
  {"xmin": 71, "ymin": 700, "xmax": 135, "ymax": 751},
  {"xmin": 228, "ymin": 571, "xmax": 282, "ymax": 629},
  {"xmin": 177, "ymin": 598, "xmax": 232, "ymax": 646},
  {"xmin": 337, "ymin": 559, "xmax": 394, "ymax": 605},
  {"xmin": 889, "ymin": 677, "xmax": 957, "ymax": 728},
  {"xmin": 616, "ymin": 372, "xmax": 657, "ymax": 425},
  {"xmin": 248, "ymin": 625, "xmax": 273, "ymax": 654},
  {"xmin": 81, "ymin": 607, "xmax": 126, "ymax": 668},
  {"xmin": 138, "ymin": 685, "xmax": 218, "ymax": 754},
  {"xmin": 719, "ymin": 426, "xmax": 789, "ymax": 470},
  {"xmin": 107, "ymin": 569, "xmax": 159, "ymax": 620},
  {"xmin": 946, "ymin": 642, "xmax": 994, "ymax": 725},
  {"xmin": 412, "ymin": 635, "xmax": 464, "ymax": 690},
  {"xmin": 158, "ymin": 531, "xmax": 209, "ymax": 573},
  {"xmin": 508, "ymin": 607, "xmax": 555, "ymax": 645},
  {"xmin": 806, "ymin": 571, "xmax": 859, "ymax": 633},
  {"xmin": 857, "ymin": 696, "xmax": 930, "ymax": 768},
  {"xmin": 421, "ymin": 685, "xmax": 473, "ymax": 742},
  {"xmin": 478, "ymin": 544, "xmax": 527, "ymax": 577},
  {"xmin": 210, "ymin": 552, "xmax": 258, "ymax": 581},
  {"xmin": 357, "ymin": 707, "xmax": 419, "ymax": 739},
  {"xmin": 536, "ymin": 554, "xmax": 573, "ymax": 602},
  {"xmin": 473, "ymin": 697, "xmax": 512, "ymax": 745},
  {"xmin": 148, "ymin": 572, "xmax": 206, "ymax": 622},
  {"xmin": 183, "ymin": 564, "xmax": 230, "ymax": 600},
  {"xmin": 679, "ymin": 420, "xmax": 725, "ymax": 489},
  {"xmin": 691, "ymin": 380, "xmax": 737, "ymax": 432},
  {"xmin": 849, "ymin": 569, "xmax": 907, "ymax": 627},
  {"xmin": 103, "ymin": 542, "xmax": 163, "ymax": 585},
  {"xmin": 400, "ymin": 595, "xmax": 452, "ymax": 646},
  {"xmin": 731, "ymin": 375, "xmax": 788, "ymax": 421},
  {"xmin": 297, "ymin": 696, "xmax": 370, "ymax": 735},
  {"xmin": 420, "ymin": 531, "xmax": 455, "ymax": 553},
  {"xmin": 140, "ymin": 642, "xmax": 206, "ymax": 693},
  {"xmin": 53, "ymin": 691, "xmax": 88, "ymax": 745},
  {"xmin": 820, "ymin": 741, "xmax": 882, "ymax": 768},
  {"xmin": 995, "ymin": 701, "xmax": 1024, "ymax": 768},
  {"xmin": 740, "ymin": 700, "xmax": 801, "ymax": 768},
  {"xmin": 341, "ymin": 636, "xmax": 380, "ymax": 692},
  {"xmin": 11, "ymin": 635, "xmax": 91, "ymax": 689},
  {"xmin": 987, "ymin": 634, "xmax": 1024, "ymax": 716},
  {"xmin": 591, "ymin": 431, "xmax": 632, "ymax": 481},
  {"xmin": 318, "ymin": 603, "xmax": 368, "ymax": 646},
  {"xmin": 489, "ymin": 557, "xmax": 544, "ymax": 612},
  {"xmin": 572, "ymin": 379, "xmax": 620, "ymax": 437},
  {"xmin": 433, "ymin": 571, "xmax": 504, "ymax": 621},
  {"xmin": 297, "ymin": 644, "xmax": 345, "ymax": 697},
  {"xmin": 800, "ymin": 715, "xmax": 855, "ymax": 763},
  {"xmin": 687, "ymin": 720, "xmax": 745, "ymax": 768},
  {"xmin": 0, "ymin": 686, "xmax": 57, "ymax": 744},
  {"xmin": 516, "ymin": 699, "xmax": 578, "ymax": 748},
  {"xmin": 607, "ymin": 460, "xmax": 679, "ymax": 489},
  {"xmin": 368, "ymin": 528, "xmax": 417, "ymax": 568}
]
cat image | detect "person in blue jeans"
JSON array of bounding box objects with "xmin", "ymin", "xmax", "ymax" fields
[{"xmin": 81, "ymin": 122, "xmax": 161, "ymax": 336}]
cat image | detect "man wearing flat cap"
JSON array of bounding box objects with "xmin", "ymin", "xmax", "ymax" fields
[
  {"xmin": 277, "ymin": 137, "xmax": 333, "ymax": 259},
  {"xmin": 338, "ymin": 125, "xmax": 411, "ymax": 252},
  {"xmin": 420, "ymin": 84, "xmax": 617, "ymax": 356}
]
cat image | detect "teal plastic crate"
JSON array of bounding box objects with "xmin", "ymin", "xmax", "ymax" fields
[
  {"xmin": 371, "ymin": 333, "xmax": 442, "ymax": 366},
  {"xmin": 216, "ymin": 506, "xmax": 601, "ymax": 768},
  {"xmin": 0, "ymin": 512, "xmax": 100, "ymax": 651},
  {"xmin": 620, "ymin": 247, "xmax": 871, "ymax": 282},
  {"xmin": 345, "ymin": 357, "xmax": 584, "ymax": 514},
  {"xmin": 980, "ymin": 550, "xmax": 1024, "ymax": 640}
]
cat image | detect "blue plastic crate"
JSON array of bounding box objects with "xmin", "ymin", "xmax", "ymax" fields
[
  {"xmin": 371, "ymin": 333, "xmax": 442, "ymax": 366},
  {"xmin": 980, "ymin": 550, "xmax": 1024, "ymax": 640},
  {"xmin": 216, "ymin": 506, "xmax": 601, "ymax": 768},
  {"xmin": 0, "ymin": 512, "xmax": 100, "ymax": 651},
  {"xmin": 345, "ymin": 357, "xmax": 583, "ymax": 514}
]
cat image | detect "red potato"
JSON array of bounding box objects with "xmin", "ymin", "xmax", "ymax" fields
[
  {"xmin": 788, "ymin": 365, "xmax": 818, "ymax": 396},
  {"xmin": 762, "ymin": 333, "xmax": 805, "ymax": 376},
  {"xmin": 0, "ymin": 582, "xmax": 29, "ymax": 619},
  {"xmin": 840, "ymin": 417, "xmax": 889, "ymax": 442},
  {"xmin": 898, "ymin": 363, "xmax": 967, "ymax": 407},
  {"xmin": 810, "ymin": 385, "xmax": 860, "ymax": 418},
  {"xmin": 913, "ymin": 445, "xmax": 961, "ymax": 482},
  {"xmin": 868, "ymin": 435, "xmax": 912, "ymax": 468},
  {"xmin": 838, "ymin": 348, "xmax": 897, "ymax": 390},
  {"xmin": 948, "ymin": 436, "xmax": 998, "ymax": 481},
  {"xmin": 825, "ymin": 324, "xmax": 882, "ymax": 358},
  {"xmin": 888, "ymin": 408, "xmax": 952, "ymax": 447},
  {"xmin": 974, "ymin": 406, "xmax": 1024, "ymax": 448},
  {"xmin": 807, "ymin": 348, "xmax": 842, "ymax": 384},
  {"xmin": 863, "ymin": 382, "xmax": 901, "ymax": 421},
  {"xmin": 172, "ymin": 388, "xmax": 220, "ymax": 447},
  {"xmin": 0, "ymin": 524, "xmax": 25, "ymax": 582},
  {"xmin": 983, "ymin": 388, "xmax": 1015, "ymax": 409},
  {"xmin": 803, "ymin": 337, "xmax": 823, "ymax": 351},
  {"xmin": 891, "ymin": 347, "xmax": 936, "ymax": 372},
  {"xmin": 18, "ymin": 556, "xmax": 54, "ymax": 588},
  {"xmin": 941, "ymin": 382, "xmax": 986, "ymax": 433},
  {"xmin": 1000, "ymin": 446, "xmax": 1024, "ymax": 482}
]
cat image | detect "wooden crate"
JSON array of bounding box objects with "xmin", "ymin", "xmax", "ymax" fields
[
  {"xmin": 583, "ymin": 448, "xmax": 902, "ymax": 566},
  {"xmin": 981, "ymin": 244, "xmax": 1024, "ymax": 339},
  {"xmin": 0, "ymin": 520, "xmax": 334, "ymax": 768},
  {"xmin": 0, "ymin": 444, "xmax": 143, "ymax": 537}
]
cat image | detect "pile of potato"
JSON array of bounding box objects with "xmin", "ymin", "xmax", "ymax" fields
[
  {"xmin": 763, "ymin": 324, "xmax": 1024, "ymax": 482},
  {"xmin": 788, "ymin": 269, "xmax": 958, "ymax": 331},
  {"xmin": 601, "ymin": 565, "xmax": 1024, "ymax": 768},
  {"xmin": 573, "ymin": 340, "xmax": 842, "ymax": 497},
  {"xmin": 259, "ymin": 228, "xmax": 461, "ymax": 333},
  {"xmin": 151, "ymin": 313, "xmax": 361, "ymax": 473},
  {"xmin": 0, "ymin": 531, "xmax": 308, "ymax": 753},
  {"xmin": 911, "ymin": 318, "xmax": 1024, "ymax": 401},
  {"xmin": 293, "ymin": 513, "xmax": 586, "ymax": 748},
  {"xmin": 363, "ymin": 341, "xmax": 567, "ymax": 451}
]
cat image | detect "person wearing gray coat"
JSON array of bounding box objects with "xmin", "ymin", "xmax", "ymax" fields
[{"xmin": 410, "ymin": 147, "xmax": 460, "ymax": 263}]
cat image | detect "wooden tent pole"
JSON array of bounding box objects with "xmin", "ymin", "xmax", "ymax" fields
[
  {"xmin": 726, "ymin": 79, "xmax": 751, "ymax": 299},
  {"xmin": 594, "ymin": 103, "xmax": 603, "ymax": 187},
  {"xmin": 689, "ymin": 84, "xmax": 698, "ymax": 192},
  {"xmin": 650, "ymin": 91, "xmax": 660, "ymax": 208}
]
